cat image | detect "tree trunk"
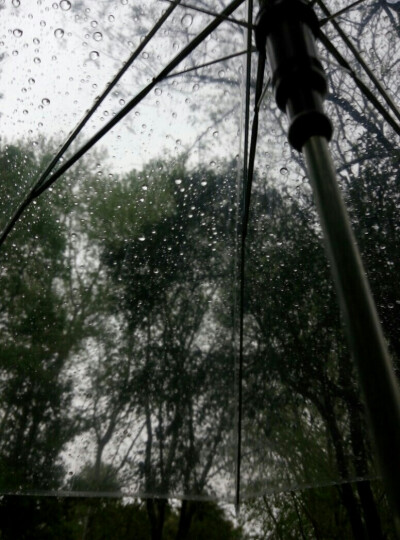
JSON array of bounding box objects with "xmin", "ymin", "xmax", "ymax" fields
[
  {"xmin": 176, "ymin": 500, "xmax": 197, "ymax": 540},
  {"xmin": 320, "ymin": 395, "xmax": 367, "ymax": 540},
  {"xmin": 348, "ymin": 400, "xmax": 384, "ymax": 539},
  {"xmin": 146, "ymin": 498, "xmax": 167, "ymax": 540}
]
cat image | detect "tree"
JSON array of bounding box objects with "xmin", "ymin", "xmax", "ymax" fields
[
  {"xmin": 79, "ymin": 158, "xmax": 238, "ymax": 539},
  {"xmin": 0, "ymin": 143, "xmax": 78, "ymax": 492}
]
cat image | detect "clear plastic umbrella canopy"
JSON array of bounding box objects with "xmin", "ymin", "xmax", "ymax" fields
[{"xmin": 0, "ymin": 0, "xmax": 399, "ymax": 506}]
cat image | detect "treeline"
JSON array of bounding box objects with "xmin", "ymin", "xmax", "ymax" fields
[{"xmin": 0, "ymin": 139, "xmax": 399, "ymax": 538}]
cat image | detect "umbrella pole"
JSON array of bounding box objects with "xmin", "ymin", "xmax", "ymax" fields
[
  {"xmin": 255, "ymin": 0, "xmax": 400, "ymax": 529},
  {"xmin": 303, "ymin": 135, "xmax": 400, "ymax": 531}
]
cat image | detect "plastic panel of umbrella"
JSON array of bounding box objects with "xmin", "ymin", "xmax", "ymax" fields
[
  {"xmin": 0, "ymin": 0, "xmax": 399, "ymax": 505},
  {"xmin": 240, "ymin": 0, "xmax": 400, "ymax": 498},
  {"xmin": 0, "ymin": 0, "xmax": 246, "ymax": 498}
]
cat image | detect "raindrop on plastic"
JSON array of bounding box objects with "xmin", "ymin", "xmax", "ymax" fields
[
  {"xmin": 60, "ymin": 0, "xmax": 71, "ymax": 10},
  {"xmin": 181, "ymin": 14, "xmax": 193, "ymax": 28},
  {"xmin": 54, "ymin": 28, "xmax": 64, "ymax": 38}
]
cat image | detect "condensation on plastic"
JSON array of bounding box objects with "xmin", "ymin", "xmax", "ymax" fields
[
  {"xmin": 0, "ymin": 0, "xmax": 399, "ymax": 503},
  {"xmin": 0, "ymin": 0, "xmax": 245, "ymax": 500},
  {"xmin": 239, "ymin": 0, "xmax": 400, "ymax": 499}
]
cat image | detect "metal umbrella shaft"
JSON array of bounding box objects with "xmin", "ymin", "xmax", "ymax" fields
[
  {"xmin": 256, "ymin": 0, "xmax": 400, "ymax": 528},
  {"xmin": 303, "ymin": 135, "xmax": 400, "ymax": 529}
]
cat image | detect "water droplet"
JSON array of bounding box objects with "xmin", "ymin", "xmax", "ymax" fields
[
  {"xmin": 54, "ymin": 28, "xmax": 64, "ymax": 38},
  {"xmin": 280, "ymin": 167, "xmax": 288, "ymax": 175},
  {"xmin": 108, "ymin": 14, "xmax": 115, "ymax": 22},
  {"xmin": 155, "ymin": 87, "xmax": 162, "ymax": 96},
  {"xmin": 93, "ymin": 31, "xmax": 103, "ymax": 41},
  {"xmin": 23, "ymin": 109, "xmax": 28, "ymax": 115},
  {"xmin": 13, "ymin": 29, "xmax": 23, "ymax": 37},
  {"xmin": 138, "ymin": 235, "xmax": 145, "ymax": 242},
  {"xmin": 213, "ymin": 131, "xmax": 219, "ymax": 138},
  {"xmin": 142, "ymin": 51, "xmax": 149, "ymax": 59},
  {"xmin": 34, "ymin": 57, "xmax": 41, "ymax": 64},
  {"xmin": 192, "ymin": 83, "xmax": 199, "ymax": 92},
  {"xmin": 12, "ymin": 50, "xmax": 18, "ymax": 56},
  {"xmin": 175, "ymin": 179, "xmax": 182, "ymax": 185},
  {"xmin": 181, "ymin": 14, "xmax": 193, "ymax": 28},
  {"xmin": 89, "ymin": 50, "xmax": 99, "ymax": 60},
  {"xmin": 60, "ymin": 0, "xmax": 71, "ymax": 10},
  {"xmin": 40, "ymin": 20, "xmax": 46, "ymax": 27},
  {"xmin": 142, "ymin": 185, "xmax": 148, "ymax": 191},
  {"xmin": 119, "ymin": 98, "xmax": 125, "ymax": 105},
  {"xmin": 41, "ymin": 98, "xmax": 50, "ymax": 106},
  {"xmin": 121, "ymin": 0, "xmax": 128, "ymax": 5},
  {"xmin": 90, "ymin": 20, "xmax": 98, "ymax": 28},
  {"xmin": 12, "ymin": 0, "xmax": 20, "ymax": 7},
  {"xmin": 33, "ymin": 37, "xmax": 40, "ymax": 45},
  {"xmin": 201, "ymin": 180, "xmax": 207, "ymax": 186},
  {"xmin": 28, "ymin": 78, "xmax": 35, "ymax": 85}
]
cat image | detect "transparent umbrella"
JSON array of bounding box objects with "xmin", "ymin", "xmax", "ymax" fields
[{"xmin": 0, "ymin": 0, "xmax": 399, "ymax": 536}]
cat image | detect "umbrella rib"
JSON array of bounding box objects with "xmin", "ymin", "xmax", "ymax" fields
[
  {"xmin": 319, "ymin": 0, "xmax": 368, "ymax": 26},
  {"xmin": 319, "ymin": 30, "xmax": 400, "ymax": 138},
  {"xmin": 0, "ymin": 0, "xmax": 182, "ymax": 249},
  {"xmin": 164, "ymin": 48, "xmax": 255, "ymax": 79},
  {"xmin": 242, "ymin": 53, "xmax": 266, "ymax": 241},
  {"xmin": 161, "ymin": 0, "xmax": 254, "ymax": 29},
  {"xmin": 236, "ymin": 0, "xmax": 254, "ymax": 513},
  {"xmin": 0, "ymin": 0, "xmax": 246, "ymax": 250},
  {"xmin": 235, "ymin": 52, "xmax": 267, "ymax": 509},
  {"xmin": 316, "ymin": 0, "xmax": 400, "ymax": 125},
  {"xmin": 256, "ymin": 77, "xmax": 271, "ymax": 110}
]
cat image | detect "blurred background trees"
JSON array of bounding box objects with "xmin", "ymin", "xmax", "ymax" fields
[{"xmin": 0, "ymin": 129, "xmax": 399, "ymax": 538}]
